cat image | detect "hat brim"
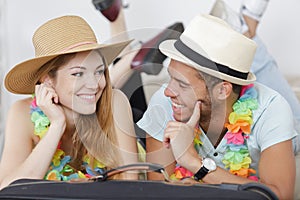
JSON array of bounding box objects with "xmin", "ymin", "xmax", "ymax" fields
[
  {"xmin": 159, "ymin": 39, "xmax": 256, "ymax": 86},
  {"xmin": 5, "ymin": 40, "xmax": 132, "ymax": 94}
]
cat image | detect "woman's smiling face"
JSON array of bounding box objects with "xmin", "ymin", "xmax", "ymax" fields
[{"xmin": 53, "ymin": 50, "xmax": 106, "ymax": 115}]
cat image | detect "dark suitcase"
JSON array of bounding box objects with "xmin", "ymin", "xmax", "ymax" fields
[{"xmin": 0, "ymin": 163, "xmax": 278, "ymax": 200}]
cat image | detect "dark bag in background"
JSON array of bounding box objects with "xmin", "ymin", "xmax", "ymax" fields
[{"xmin": 0, "ymin": 163, "xmax": 278, "ymax": 200}]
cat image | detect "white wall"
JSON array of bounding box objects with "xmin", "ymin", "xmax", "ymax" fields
[
  {"xmin": 1, "ymin": 0, "xmax": 300, "ymax": 141},
  {"xmin": 0, "ymin": 0, "xmax": 7, "ymax": 157}
]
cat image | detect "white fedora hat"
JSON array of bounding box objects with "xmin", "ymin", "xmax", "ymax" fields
[{"xmin": 159, "ymin": 14, "xmax": 257, "ymax": 85}]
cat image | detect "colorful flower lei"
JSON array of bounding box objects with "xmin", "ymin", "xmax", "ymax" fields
[
  {"xmin": 30, "ymin": 95, "xmax": 106, "ymax": 181},
  {"xmin": 170, "ymin": 84, "xmax": 258, "ymax": 181},
  {"xmin": 223, "ymin": 84, "xmax": 258, "ymax": 181}
]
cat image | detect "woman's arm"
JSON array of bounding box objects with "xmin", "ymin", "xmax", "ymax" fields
[
  {"xmin": 0, "ymin": 99, "xmax": 64, "ymax": 189},
  {"xmin": 0, "ymin": 84, "xmax": 66, "ymax": 189},
  {"xmin": 112, "ymin": 89, "xmax": 138, "ymax": 179}
]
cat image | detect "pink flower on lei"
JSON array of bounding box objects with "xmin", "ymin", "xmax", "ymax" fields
[{"xmin": 224, "ymin": 130, "xmax": 244, "ymax": 145}]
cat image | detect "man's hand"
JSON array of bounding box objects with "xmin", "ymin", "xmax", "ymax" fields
[{"xmin": 163, "ymin": 101, "xmax": 201, "ymax": 164}]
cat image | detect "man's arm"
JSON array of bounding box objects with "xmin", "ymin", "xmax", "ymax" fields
[{"xmin": 146, "ymin": 134, "xmax": 176, "ymax": 180}]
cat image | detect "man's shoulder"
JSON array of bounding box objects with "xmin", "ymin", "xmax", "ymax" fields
[
  {"xmin": 253, "ymin": 82, "xmax": 291, "ymax": 118},
  {"xmin": 254, "ymin": 82, "xmax": 284, "ymax": 104}
]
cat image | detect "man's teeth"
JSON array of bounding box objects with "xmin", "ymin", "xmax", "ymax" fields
[{"xmin": 172, "ymin": 102, "xmax": 184, "ymax": 108}]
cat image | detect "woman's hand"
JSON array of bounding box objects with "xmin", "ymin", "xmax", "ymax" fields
[
  {"xmin": 35, "ymin": 83, "xmax": 66, "ymax": 131},
  {"xmin": 163, "ymin": 101, "xmax": 201, "ymax": 166}
]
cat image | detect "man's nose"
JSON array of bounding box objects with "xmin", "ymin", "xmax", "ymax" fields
[{"xmin": 164, "ymin": 81, "xmax": 178, "ymax": 97}]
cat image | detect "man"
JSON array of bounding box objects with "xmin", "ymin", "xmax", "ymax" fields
[{"xmin": 137, "ymin": 14, "xmax": 297, "ymax": 200}]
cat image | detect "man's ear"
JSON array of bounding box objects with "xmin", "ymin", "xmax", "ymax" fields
[{"xmin": 212, "ymin": 81, "xmax": 233, "ymax": 100}]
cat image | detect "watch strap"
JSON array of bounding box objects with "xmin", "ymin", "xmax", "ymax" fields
[{"xmin": 194, "ymin": 166, "xmax": 209, "ymax": 181}]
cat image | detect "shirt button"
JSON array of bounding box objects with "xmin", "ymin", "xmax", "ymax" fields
[{"xmin": 213, "ymin": 152, "xmax": 218, "ymax": 157}]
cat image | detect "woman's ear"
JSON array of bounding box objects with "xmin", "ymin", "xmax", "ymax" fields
[
  {"xmin": 39, "ymin": 74, "xmax": 53, "ymax": 86},
  {"xmin": 212, "ymin": 82, "xmax": 232, "ymax": 100}
]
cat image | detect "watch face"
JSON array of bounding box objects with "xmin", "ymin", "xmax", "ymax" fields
[{"xmin": 203, "ymin": 158, "xmax": 217, "ymax": 171}]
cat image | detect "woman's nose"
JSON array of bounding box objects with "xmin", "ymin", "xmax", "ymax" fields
[{"xmin": 85, "ymin": 75, "xmax": 100, "ymax": 89}]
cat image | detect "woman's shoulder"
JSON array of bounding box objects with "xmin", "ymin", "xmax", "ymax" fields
[
  {"xmin": 111, "ymin": 90, "xmax": 135, "ymax": 138},
  {"xmin": 111, "ymin": 89, "xmax": 130, "ymax": 105},
  {"xmin": 111, "ymin": 89, "xmax": 133, "ymax": 121},
  {"xmin": 8, "ymin": 97, "xmax": 32, "ymax": 113},
  {"xmin": 7, "ymin": 98, "xmax": 33, "ymax": 126},
  {"xmin": 6, "ymin": 97, "xmax": 34, "ymax": 138}
]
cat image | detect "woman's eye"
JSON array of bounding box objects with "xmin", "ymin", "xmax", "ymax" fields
[
  {"xmin": 71, "ymin": 72, "xmax": 83, "ymax": 77},
  {"xmin": 95, "ymin": 70, "xmax": 105, "ymax": 76}
]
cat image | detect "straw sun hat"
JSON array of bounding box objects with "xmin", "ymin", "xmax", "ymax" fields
[
  {"xmin": 159, "ymin": 14, "xmax": 257, "ymax": 85},
  {"xmin": 4, "ymin": 15, "xmax": 131, "ymax": 94}
]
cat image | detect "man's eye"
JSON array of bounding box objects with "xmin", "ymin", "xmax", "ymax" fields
[
  {"xmin": 179, "ymin": 82, "xmax": 189, "ymax": 88},
  {"xmin": 71, "ymin": 72, "xmax": 83, "ymax": 77}
]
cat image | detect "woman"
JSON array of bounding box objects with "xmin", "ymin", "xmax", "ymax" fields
[{"xmin": 0, "ymin": 15, "xmax": 138, "ymax": 189}]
